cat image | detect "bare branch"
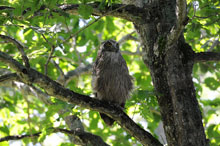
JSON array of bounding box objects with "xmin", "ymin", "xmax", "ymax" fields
[
  {"xmin": 208, "ymin": 38, "xmax": 219, "ymax": 52},
  {"xmin": 63, "ymin": 4, "xmax": 132, "ymax": 43},
  {"xmin": 167, "ymin": 0, "xmax": 187, "ymax": 45},
  {"xmin": 51, "ymin": 60, "xmax": 65, "ymax": 83},
  {"xmin": 0, "ymin": 133, "xmax": 41, "ymax": 142},
  {"xmin": 0, "ymin": 127, "xmax": 109, "ymax": 146},
  {"xmin": 0, "ymin": 51, "xmax": 162, "ymax": 146},
  {"xmin": 0, "ymin": 6, "xmax": 14, "ymax": 10},
  {"xmin": 0, "ymin": 35, "xmax": 30, "ymax": 68},
  {"xmin": 65, "ymin": 16, "xmax": 102, "ymax": 43},
  {"xmin": 121, "ymin": 50, "xmax": 141, "ymax": 55},
  {"xmin": 194, "ymin": 52, "xmax": 220, "ymax": 63},
  {"xmin": 41, "ymin": 34, "xmax": 56, "ymax": 75},
  {"xmin": 63, "ymin": 64, "xmax": 93, "ymax": 85},
  {"xmin": 0, "ymin": 73, "xmax": 18, "ymax": 83},
  {"xmin": 118, "ymin": 31, "xmax": 139, "ymax": 44}
]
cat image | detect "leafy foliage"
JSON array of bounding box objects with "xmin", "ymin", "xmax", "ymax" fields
[{"xmin": 0, "ymin": 0, "xmax": 219, "ymax": 145}]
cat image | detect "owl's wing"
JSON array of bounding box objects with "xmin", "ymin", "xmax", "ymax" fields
[
  {"xmin": 92, "ymin": 57, "xmax": 99, "ymax": 76},
  {"xmin": 92, "ymin": 54, "xmax": 101, "ymax": 96}
]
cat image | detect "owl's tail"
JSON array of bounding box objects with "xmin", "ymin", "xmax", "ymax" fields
[
  {"xmin": 99, "ymin": 103, "xmax": 125, "ymax": 126},
  {"xmin": 100, "ymin": 113, "xmax": 115, "ymax": 126}
]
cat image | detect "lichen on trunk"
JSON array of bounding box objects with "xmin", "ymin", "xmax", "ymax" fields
[{"xmin": 125, "ymin": 0, "xmax": 209, "ymax": 145}]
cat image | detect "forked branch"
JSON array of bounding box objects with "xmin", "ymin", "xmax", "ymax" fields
[{"xmin": 0, "ymin": 35, "xmax": 30, "ymax": 68}]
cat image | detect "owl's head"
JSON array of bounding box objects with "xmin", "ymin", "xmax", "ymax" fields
[{"xmin": 100, "ymin": 39, "xmax": 119, "ymax": 53}]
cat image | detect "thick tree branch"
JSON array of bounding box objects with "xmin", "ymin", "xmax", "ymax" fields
[
  {"xmin": 0, "ymin": 35, "xmax": 30, "ymax": 68},
  {"xmin": 58, "ymin": 2, "xmax": 145, "ymax": 22},
  {"xmin": 168, "ymin": 0, "xmax": 187, "ymax": 45},
  {"xmin": 0, "ymin": 51, "xmax": 162, "ymax": 146},
  {"xmin": 0, "ymin": 133, "xmax": 41, "ymax": 142},
  {"xmin": 0, "ymin": 3, "xmax": 146, "ymax": 22},
  {"xmin": 194, "ymin": 52, "xmax": 220, "ymax": 62},
  {"xmin": 0, "ymin": 128, "xmax": 109, "ymax": 146}
]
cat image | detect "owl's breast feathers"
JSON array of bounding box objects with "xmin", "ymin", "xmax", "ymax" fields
[{"xmin": 92, "ymin": 51, "xmax": 133, "ymax": 104}]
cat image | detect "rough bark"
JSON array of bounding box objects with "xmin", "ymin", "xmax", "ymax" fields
[{"xmin": 127, "ymin": 0, "xmax": 209, "ymax": 145}]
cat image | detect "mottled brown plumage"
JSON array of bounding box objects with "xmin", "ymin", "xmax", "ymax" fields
[{"xmin": 92, "ymin": 39, "xmax": 133, "ymax": 126}]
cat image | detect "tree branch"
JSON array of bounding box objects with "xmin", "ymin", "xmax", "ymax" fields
[
  {"xmin": 0, "ymin": 127, "xmax": 109, "ymax": 146},
  {"xmin": 0, "ymin": 133, "xmax": 41, "ymax": 142},
  {"xmin": 0, "ymin": 35, "xmax": 30, "ymax": 68},
  {"xmin": 58, "ymin": 2, "xmax": 145, "ymax": 22},
  {"xmin": 167, "ymin": 0, "xmax": 187, "ymax": 45},
  {"xmin": 41, "ymin": 34, "xmax": 56, "ymax": 75},
  {"xmin": 208, "ymin": 38, "xmax": 219, "ymax": 52},
  {"xmin": 118, "ymin": 31, "xmax": 139, "ymax": 44},
  {"xmin": 1, "ymin": 3, "xmax": 145, "ymax": 22},
  {"xmin": 61, "ymin": 64, "xmax": 93, "ymax": 85},
  {"xmin": 0, "ymin": 51, "xmax": 162, "ymax": 146},
  {"xmin": 0, "ymin": 73, "xmax": 18, "ymax": 83},
  {"xmin": 194, "ymin": 52, "xmax": 220, "ymax": 63}
]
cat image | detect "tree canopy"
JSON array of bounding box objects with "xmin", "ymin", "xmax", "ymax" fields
[{"xmin": 0, "ymin": 0, "xmax": 219, "ymax": 146}]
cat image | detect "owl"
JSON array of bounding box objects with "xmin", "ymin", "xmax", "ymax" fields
[{"xmin": 92, "ymin": 39, "xmax": 133, "ymax": 126}]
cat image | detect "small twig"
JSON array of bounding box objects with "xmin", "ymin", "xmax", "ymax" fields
[
  {"xmin": 63, "ymin": 4, "xmax": 128, "ymax": 43},
  {"xmin": 23, "ymin": 95, "xmax": 32, "ymax": 137},
  {"xmin": 51, "ymin": 60, "xmax": 65, "ymax": 83},
  {"xmin": 118, "ymin": 31, "xmax": 138, "ymax": 44},
  {"xmin": 0, "ymin": 35, "xmax": 30, "ymax": 68},
  {"xmin": 72, "ymin": 37, "xmax": 84, "ymax": 65},
  {"xmin": 121, "ymin": 50, "xmax": 141, "ymax": 55},
  {"xmin": 208, "ymin": 38, "xmax": 219, "ymax": 52},
  {"xmin": 0, "ymin": 6, "xmax": 14, "ymax": 10},
  {"xmin": 64, "ymin": 64, "xmax": 93, "ymax": 85},
  {"xmin": 41, "ymin": 34, "xmax": 56, "ymax": 75},
  {"xmin": 63, "ymin": 16, "xmax": 102, "ymax": 44},
  {"xmin": 193, "ymin": 14, "xmax": 218, "ymax": 19}
]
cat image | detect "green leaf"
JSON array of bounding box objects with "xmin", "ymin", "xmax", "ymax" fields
[
  {"xmin": 0, "ymin": 125, "xmax": 10, "ymax": 135},
  {"xmin": 38, "ymin": 128, "xmax": 47, "ymax": 142},
  {"xmin": 204, "ymin": 77, "xmax": 220, "ymax": 90},
  {"xmin": 78, "ymin": 4, "xmax": 93, "ymax": 19}
]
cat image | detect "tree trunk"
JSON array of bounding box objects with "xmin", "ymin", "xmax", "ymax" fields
[{"xmin": 124, "ymin": 0, "xmax": 209, "ymax": 145}]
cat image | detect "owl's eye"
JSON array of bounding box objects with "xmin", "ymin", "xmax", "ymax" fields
[
  {"xmin": 116, "ymin": 43, "xmax": 119, "ymax": 48},
  {"xmin": 104, "ymin": 42, "xmax": 112, "ymax": 48}
]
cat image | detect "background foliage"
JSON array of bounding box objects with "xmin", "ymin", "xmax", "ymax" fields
[{"xmin": 0, "ymin": 0, "xmax": 219, "ymax": 145}]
